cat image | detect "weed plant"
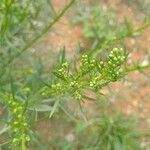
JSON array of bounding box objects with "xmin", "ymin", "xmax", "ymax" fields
[
  {"xmin": 0, "ymin": 0, "xmax": 150, "ymax": 150},
  {"xmin": 77, "ymin": 6, "xmax": 127, "ymax": 43},
  {"xmin": 73, "ymin": 114, "xmax": 140, "ymax": 150}
]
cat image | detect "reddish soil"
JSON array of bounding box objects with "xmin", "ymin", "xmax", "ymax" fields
[{"xmin": 47, "ymin": 0, "xmax": 86, "ymax": 58}]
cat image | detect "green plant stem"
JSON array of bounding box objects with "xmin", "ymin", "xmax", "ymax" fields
[
  {"xmin": 126, "ymin": 64, "xmax": 150, "ymax": 72},
  {"xmin": 90, "ymin": 22, "xmax": 150, "ymax": 56},
  {"xmin": 139, "ymin": 129, "xmax": 150, "ymax": 137},
  {"xmin": 0, "ymin": 0, "xmax": 76, "ymax": 79},
  {"xmin": 22, "ymin": 138, "xmax": 26, "ymax": 150},
  {"xmin": 3, "ymin": 0, "xmax": 76, "ymax": 68}
]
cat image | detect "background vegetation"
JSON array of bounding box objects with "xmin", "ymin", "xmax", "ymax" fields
[{"xmin": 0, "ymin": 0, "xmax": 150, "ymax": 149}]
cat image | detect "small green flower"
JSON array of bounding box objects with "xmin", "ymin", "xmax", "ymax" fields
[
  {"xmin": 73, "ymin": 91, "xmax": 82, "ymax": 100},
  {"xmin": 23, "ymin": 87, "xmax": 31, "ymax": 93},
  {"xmin": 70, "ymin": 81, "xmax": 78, "ymax": 87},
  {"xmin": 0, "ymin": 94, "xmax": 30, "ymax": 147},
  {"xmin": 44, "ymin": 47, "xmax": 126, "ymax": 102},
  {"xmin": 62, "ymin": 62, "xmax": 69, "ymax": 68}
]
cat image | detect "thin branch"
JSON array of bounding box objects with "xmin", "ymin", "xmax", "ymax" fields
[
  {"xmin": 89, "ymin": 22, "xmax": 150, "ymax": 56},
  {"xmin": 126, "ymin": 64, "xmax": 150, "ymax": 73},
  {"xmin": 5, "ymin": 0, "xmax": 76, "ymax": 67}
]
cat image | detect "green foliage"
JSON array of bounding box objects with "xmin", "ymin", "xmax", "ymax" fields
[
  {"xmin": 0, "ymin": 92, "xmax": 30, "ymax": 149},
  {"xmin": 0, "ymin": 0, "xmax": 53, "ymax": 68},
  {"xmin": 78, "ymin": 6, "xmax": 128, "ymax": 43},
  {"xmin": 42, "ymin": 48, "xmax": 127, "ymax": 101},
  {"xmin": 85, "ymin": 114, "xmax": 140, "ymax": 150},
  {"xmin": 0, "ymin": 0, "xmax": 150, "ymax": 150},
  {"xmin": 0, "ymin": 0, "xmax": 29, "ymax": 40},
  {"xmin": 0, "ymin": 0, "xmax": 76, "ymax": 149}
]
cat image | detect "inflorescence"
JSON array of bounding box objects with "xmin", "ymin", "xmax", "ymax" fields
[
  {"xmin": 42, "ymin": 48, "xmax": 127, "ymax": 100},
  {"xmin": 0, "ymin": 93, "xmax": 30, "ymax": 148}
]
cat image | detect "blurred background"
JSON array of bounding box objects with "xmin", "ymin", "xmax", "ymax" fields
[{"xmin": 0, "ymin": 0, "xmax": 150, "ymax": 149}]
